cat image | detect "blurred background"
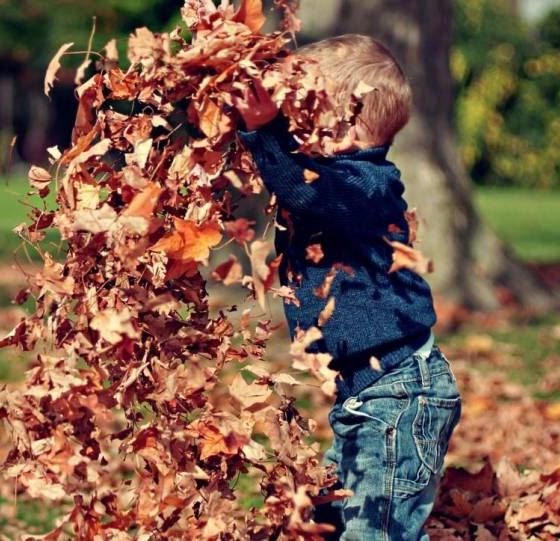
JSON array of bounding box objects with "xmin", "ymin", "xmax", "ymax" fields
[
  {"xmin": 0, "ymin": 0, "xmax": 559, "ymax": 297},
  {"xmin": 1, "ymin": 1, "xmax": 560, "ymax": 535}
]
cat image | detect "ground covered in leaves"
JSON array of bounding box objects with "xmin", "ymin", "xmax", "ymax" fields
[{"xmin": 1, "ymin": 261, "xmax": 560, "ymax": 539}]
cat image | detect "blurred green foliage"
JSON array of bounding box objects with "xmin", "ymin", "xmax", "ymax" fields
[
  {"xmin": 0, "ymin": 0, "xmax": 185, "ymax": 69},
  {"xmin": 453, "ymin": 0, "xmax": 560, "ymax": 189}
]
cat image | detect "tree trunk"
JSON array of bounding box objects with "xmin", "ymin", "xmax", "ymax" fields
[
  {"xmin": 322, "ymin": 0, "xmax": 556, "ymax": 310},
  {"xmin": 0, "ymin": 74, "xmax": 15, "ymax": 173}
]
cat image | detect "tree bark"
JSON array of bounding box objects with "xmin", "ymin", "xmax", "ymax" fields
[{"xmin": 321, "ymin": 0, "xmax": 557, "ymax": 310}]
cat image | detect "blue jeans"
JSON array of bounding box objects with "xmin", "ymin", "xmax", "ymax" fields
[{"xmin": 314, "ymin": 341, "xmax": 462, "ymax": 540}]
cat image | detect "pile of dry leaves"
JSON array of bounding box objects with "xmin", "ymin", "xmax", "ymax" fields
[
  {"xmin": 0, "ymin": 1, "xmax": 355, "ymax": 539},
  {"xmin": 425, "ymin": 352, "xmax": 560, "ymax": 540}
]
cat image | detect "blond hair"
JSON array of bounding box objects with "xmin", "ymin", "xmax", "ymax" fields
[{"xmin": 297, "ymin": 34, "xmax": 412, "ymax": 146}]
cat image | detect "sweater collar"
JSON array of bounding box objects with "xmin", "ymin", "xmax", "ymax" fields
[{"xmin": 326, "ymin": 144, "xmax": 391, "ymax": 162}]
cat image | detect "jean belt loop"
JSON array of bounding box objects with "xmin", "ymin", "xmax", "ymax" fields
[
  {"xmin": 417, "ymin": 353, "xmax": 431, "ymax": 389},
  {"xmin": 415, "ymin": 332, "xmax": 434, "ymax": 390}
]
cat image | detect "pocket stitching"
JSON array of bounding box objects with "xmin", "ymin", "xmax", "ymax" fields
[{"xmin": 412, "ymin": 395, "xmax": 461, "ymax": 474}]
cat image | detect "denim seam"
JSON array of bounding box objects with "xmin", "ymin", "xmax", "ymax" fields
[
  {"xmin": 362, "ymin": 368, "xmax": 451, "ymax": 389},
  {"xmin": 412, "ymin": 396, "xmax": 461, "ymax": 475},
  {"xmin": 382, "ymin": 395, "xmax": 410, "ymax": 538}
]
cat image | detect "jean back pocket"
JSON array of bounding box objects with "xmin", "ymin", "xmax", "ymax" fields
[{"xmin": 412, "ymin": 395, "xmax": 462, "ymax": 474}]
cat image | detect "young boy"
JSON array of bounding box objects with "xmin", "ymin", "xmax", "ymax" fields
[{"xmin": 235, "ymin": 34, "xmax": 462, "ymax": 540}]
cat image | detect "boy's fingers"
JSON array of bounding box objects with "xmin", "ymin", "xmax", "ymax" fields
[{"xmin": 253, "ymin": 80, "xmax": 270, "ymax": 102}]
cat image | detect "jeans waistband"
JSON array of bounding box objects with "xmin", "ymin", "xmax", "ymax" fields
[{"xmin": 414, "ymin": 332, "xmax": 434, "ymax": 362}]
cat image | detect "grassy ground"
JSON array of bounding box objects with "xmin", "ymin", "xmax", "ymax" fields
[
  {"xmin": 0, "ymin": 176, "xmax": 59, "ymax": 262},
  {"xmin": 474, "ymin": 186, "xmax": 560, "ymax": 262}
]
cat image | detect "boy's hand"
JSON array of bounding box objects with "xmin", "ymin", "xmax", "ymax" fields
[
  {"xmin": 328, "ymin": 126, "xmax": 365, "ymax": 154},
  {"xmin": 233, "ymin": 79, "xmax": 279, "ymax": 131}
]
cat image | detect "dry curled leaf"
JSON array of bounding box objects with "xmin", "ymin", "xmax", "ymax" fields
[
  {"xmin": 303, "ymin": 168, "xmax": 320, "ymax": 183},
  {"xmin": 233, "ymin": 0, "xmax": 267, "ymax": 33},
  {"xmin": 384, "ymin": 238, "xmax": 434, "ymax": 275},
  {"xmin": 44, "ymin": 42, "xmax": 74, "ymax": 97},
  {"xmin": 150, "ymin": 219, "xmax": 222, "ymax": 263}
]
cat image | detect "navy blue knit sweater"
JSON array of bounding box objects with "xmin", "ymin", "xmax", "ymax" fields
[{"xmin": 239, "ymin": 117, "xmax": 436, "ymax": 400}]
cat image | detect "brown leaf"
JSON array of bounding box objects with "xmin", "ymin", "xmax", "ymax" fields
[
  {"xmin": 224, "ymin": 218, "xmax": 256, "ymax": 244},
  {"xmin": 233, "ymin": 0, "xmax": 266, "ymax": 33},
  {"xmin": 44, "ymin": 42, "xmax": 74, "ymax": 97},
  {"xmin": 249, "ymin": 240, "xmax": 281, "ymax": 310},
  {"xmin": 306, "ymin": 243, "xmax": 324, "ymax": 263},
  {"xmin": 303, "ymin": 169, "xmax": 320, "ymax": 183},
  {"xmin": 90, "ymin": 308, "xmax": 139, "ymax": 345},
  {"xmin": 405, "ymin": 208, "xmax": 420, "ymax": 244},
  {"xmin": 198, "ymin": 97, "xmax": 233, "ymax": 139},
  {"xmin": 318, "ymin": 297, "xmax": 335, "ymax": 326},
  {"xmin": 383, "ymin": 238, "xmax": 434, "ymax": 275},
  {"xmin": 191, "ymin": 420, "xmax": 249, "ymax": 461},
  {"xmin": 369, "ymin": 356, "xmax": 382, "ymax": 371},
  {"xmin": 28, "ymin": 166, "xmax": 52, "ymax": 191},
  {"xmin": 229, "ymin": 373, "xmax": 272, "ymax": 409},
  {"xmin": 212, "ymin": 256, "xmax": 244, "ymax": 285},
  {"xmin": 122, "ymin": 182, "xmax": 163, "ymax": 219},
  {"xmin": 150, "ymin": 219, "xmax": 222, "ymax": 263},
  {"xmin": 314, "ymin": 266, "xmax": 337, "ymax": 299}
]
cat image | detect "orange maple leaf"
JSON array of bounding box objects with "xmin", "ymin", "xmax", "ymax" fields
[
  {"xmin": 122, "ymin": 182, "xmax": 163, "ymax": 219},
  {"xmin": 192, "ymin": 420, "xmax": 249, "ymax": 461},
  {"xmin": 150, "ymin": 219, "xmax": 222, "ymax": 262},
  {"xmin": 233, "ymin": 0, "xmax": 266, "ymax": 33},
  {"xmin": 198, "ymin": 97, "xmax": 234, "ymax": 139}
]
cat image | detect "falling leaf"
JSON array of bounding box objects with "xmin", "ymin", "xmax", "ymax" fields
[
  {"xmin": 191, "ymin": 419, "xmax": 249, "ymax": 461},
  {"xmin": 198, "ymin": 97, "xmax": 233, "ymax": 139},
  {"xmin": 314, "ymin": 266, "xmax": 338, "ymax": 298},
  {"xmin": 383, "ymin": 238, "xmax": 434, "ymax": 274},
  {"xmin": 90, "ymin": 308, "xmax": 139, "ymax": 344},
  {"xmin": 370, "ymin": 356, "xmax": 382, "ymax": 371},
  {"xmin": 44, "ymin": 42, "xmax": 74, "ymax": 97},
  {"xmin": 405, "ymin": 208, "xmax": 420, "ymax": 244},
  {"xmin": 28, "ymin": 166, "xmax": 51, "ymax": 192},
  {"xmin": 306, "ymin": 243, "xmax": 324, "ymax": 263},
  {"xmin": 74, "ymin": 59, "xmax": 92, "ymax": 86},
  {"xmin": 318, "ymin": 297, "xmax": 335, "ymax": 326},
  {"xmin": 125, "ymin": 138, "xmax": 153, "ymax": 169},
  {"xmin": 150, "ymin": 218, "xmax": 222, "ymax": 263},
  {"xmin": 249, "ymin": 240, "xmax": 274, "ymax": 310},
  {"xmin": 303, "ymin": 169, "xmax": 320, "ymax": 183},
  {"xmin": 229, "ymin": 373, "xmax": 272, "ymax": 409},
  {"xmin": 224, "ymin": 218, "xmax": 255, "ymax": 244},
  {"xmin": 353, "ymin": 80, "xmax": 376, "ymax": 98},
  {"xmin": 122, "ymin": 182, "xmax": 163, "ymax": 219},
  {"xmin": 72, "ymin": 204, "xmax": 118, "ymax": 234},
  {"xmin": 233, "ymin": 0, "xmax": 266, "ymax": 33},
  {"xmin": 212, "ymin": 256, "xmax": 244, "ymax": 285},
  {"xmin": 104, "ymin": 38, "xmax": 119, "ymax": 62}
]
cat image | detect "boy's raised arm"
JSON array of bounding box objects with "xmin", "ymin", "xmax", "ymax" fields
[{"xmin": 238, "ymin": 116, "xmax": 408, "ymax": 237}]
